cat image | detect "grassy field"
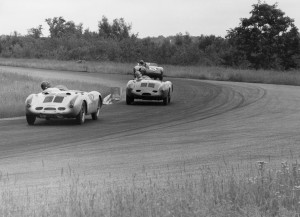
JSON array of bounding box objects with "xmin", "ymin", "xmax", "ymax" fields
[
  {"xmin": 1, "ymin": 57, "xmax": 300, "ymax": 86},
  {"xmin": 0, "ymin": 160, "xmax": 299, "ymax": 216}
]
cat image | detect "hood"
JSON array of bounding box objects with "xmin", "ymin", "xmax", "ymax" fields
[
  {"xmin": 33, "ymin": 90, "xmax": 80, "ymax": 105},
  {"xmin": 134, "ymin": 79, "xmax": 163, "ymax": 90}
]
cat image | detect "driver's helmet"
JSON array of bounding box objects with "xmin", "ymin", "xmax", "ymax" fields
[
  {"xmin": 41, "ymin": 81, "xmax": 51, "ymax": 90},
  {"xmin": 139, "ymin": 60, "xmax": 145, "ymax": 66}
]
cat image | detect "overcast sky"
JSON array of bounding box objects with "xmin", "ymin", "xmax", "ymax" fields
[{"xmin": 0, "ymin": 0, "xmax": 299, "ymax": 38}]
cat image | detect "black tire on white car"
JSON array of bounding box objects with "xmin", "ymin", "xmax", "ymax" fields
[
  {"xmin": 76, "ymin": 102, "xmax": 86, "ymax": 124},
  {"xmin": 163, "ymin": 90, "xmax": 171, "ymax": 106},
  {"xmin": 26, "ymin": 115, "xmax": 36, "ymax": 125},
  {"xmin": 163, "ymin": 95, "xmax": 169, "ymax": 106},
  {"xmin": 126, "ymin": 95, "xmax": 134, "ymax": 105},
  {"xmin": 91, "ymin": 98, "xmax": 101, "ymax": 120}
]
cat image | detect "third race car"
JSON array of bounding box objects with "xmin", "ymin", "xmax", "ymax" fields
[{"xmin": 126, "ymin": 61, "xmax": 173, "ymax": 105}]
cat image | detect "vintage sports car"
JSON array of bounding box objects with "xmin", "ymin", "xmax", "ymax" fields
[
  {"xmin": 25, "ymin": 85, "xmax": 102, "ymax": 125},
  {"xmin": 133, "ymin": 62, "xmax": 164, "ymax": 81},
  {"xmin": 126, "ymin": 65, "xmax": 173, "ymax": 105}
]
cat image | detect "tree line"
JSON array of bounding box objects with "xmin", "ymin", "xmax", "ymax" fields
[{"xmin": 0, "ymin": 2, "xmax": 299, "ymax": 70}]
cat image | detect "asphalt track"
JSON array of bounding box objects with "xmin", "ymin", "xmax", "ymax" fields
[{"xmin": 1, "ymin": 66, "xmax": 300, "ymax": 187}]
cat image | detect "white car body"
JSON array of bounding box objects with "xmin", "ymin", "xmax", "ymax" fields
[
  {"xmin": 25, "ymin": 85, "xmax": 102, "ymax": 125},
  {"xmin": 133, "ymin": 62, "xmax": 164, "ymax": 80}
]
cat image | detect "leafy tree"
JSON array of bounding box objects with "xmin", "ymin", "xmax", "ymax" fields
[
  {"xmin": 174, "ymin": 32, "xmax": 192, "ymax": 47},
  {"xmin": 226, "ymin": 2, "xmax": 300, "ymax": 69},
  {"xmin": 98, "ymin": 16, "xmax": 112, "ymax": 38},
  {"xmin": 45, "ymin": 17, "xmax": 66, "ymax": 38},
  {"xmin": 98, "ymin": 16, "xmax": 134, "ymax": 40},
  {"xmin": 45, "ymin": 17, "xmax": 83, "ymax": 39},
  {"xmin": 27, "ymin": 25, "xmax": 43, "ymax": 39}
]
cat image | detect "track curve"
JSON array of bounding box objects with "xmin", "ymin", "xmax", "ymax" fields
[{"xmin": 1, "ymin": 66, "xmax": 300, "ymax": 186}]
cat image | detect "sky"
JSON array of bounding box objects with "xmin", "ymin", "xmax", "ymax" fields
[{"xmin": 0, "ymin": 0, "xmax": 299, "ymax": 38}]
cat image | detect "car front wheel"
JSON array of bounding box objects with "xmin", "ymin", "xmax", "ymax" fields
[
  {"xmin": 76, "ymin": 102, "xmax": 86, "ymax": 124},
  {"xmin": 163, "ymin": 90, "xmax": 171, "ymax": 106},
  {"xmin": 92, "ymin": 99, "xmax": 101, "ymax": 120},
  {"xmin": 126, "ymin": 95, "xmax": 134, "ymax": 105},
  {"xmin": 26, "ymin": 115, "xmax": 36, "ymax": 125}
]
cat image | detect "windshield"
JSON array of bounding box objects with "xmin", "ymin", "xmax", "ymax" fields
[{"xmin": 54, "ymin": 85, "xmax": 68, "ymax": 91}]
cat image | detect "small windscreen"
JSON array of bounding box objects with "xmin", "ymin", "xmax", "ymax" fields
[
  {"xmin": 141, "ymin": 83, "xmax": 147, "ymax": 87},
  {"xmin": 54, "ymin": 85, "xmax": 68, "ymax": 91},
  {"xmin": 43, "ymin": 96, "xmax": 54, "ymax": 103}
]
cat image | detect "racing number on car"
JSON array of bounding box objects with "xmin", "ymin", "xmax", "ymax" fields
[{"xmin": 88, "ymin": 94, "xmax": 94, "ymax": 101}]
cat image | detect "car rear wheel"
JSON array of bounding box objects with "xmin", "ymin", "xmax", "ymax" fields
[
  {"xmin": 92, "ymin": 99, "xmax": 101, "ymax": 120},
  {"xmin": 126, "ymin": 95, "xmax": 134, "ymax": 105},
  {"xmin": 26, "ymin": 115, "xmax": 36, "ymax": 125},
  {"xmin": 76, "ymin": 102, "xmax": 86, "ymax": 124},
  {"xmin": 163, "ymin": 95, "xmax": 169, "ymax": 105},
  {"xmin": 168, "ymin": 90, "xmax": 171, "ymax": 104},
  {"xmin": 163, "ymin": 90, "xmax": 170, "ymax": 106}
]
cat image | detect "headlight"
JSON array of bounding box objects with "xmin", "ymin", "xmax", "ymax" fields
[
  {"xmin": 69, "ymin": 95, "xmax": 79, "ymax": 108},
  {"xmin": 25, "ymin": 96, "xmax": 33, "ymax": 108},
  {"xmin": 159, "ymin": 85, "xmax": 165, "ymax": 92}
]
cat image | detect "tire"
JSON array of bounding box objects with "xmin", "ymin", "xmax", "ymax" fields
[
  {"xmin": 26, "ymin": 115, "xmax": 36, "ymax": 125},
  {"xmin": 76, "ymin": 102, "xmax": 86, "ymax": 125},
  {"xmin": 91, "ymin": 99, "xmax": 101, "ymax": 120},
  {"xmin": 168, "ymin": 90, "xmax": 171, "ymax": 104},
  {"xmin": 163, "ymin": 95, "xmax": 169, "ymax": 106},
  {"xmin": 163, "ymin": 90, "xmax": 170, "ymax": 106},
  {"xmin": 126, "ymin": 95, "xmax": 134, "ymax": 105}
]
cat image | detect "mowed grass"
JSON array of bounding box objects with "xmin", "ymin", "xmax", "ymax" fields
[
  {"xmin": 0, "ymin": 70, "xmax": 110, "ymax": 118},
  {"xmin": 166, "ymin": 65, "xmax": 300, "ymax": 86},
  {"xmin": 0, "ymin": 58, "xmax": 133, "ymax": 75},
  {"xmin": 0, "ymin": 160, "xmax": 300, "ymax": 216},
  {"xmin": 1, "ymin": 57, "xmax": 300, "ymax": 86}
]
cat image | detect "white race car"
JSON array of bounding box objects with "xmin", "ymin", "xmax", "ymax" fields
[
  {"xmin": 25, "ymin": 85, "xmax": 102, "ymax": 125},
  {"xmin": 133, "ymin": 62, "xmax": 164, "ymax": 81},
  {"xmin": 127, "ymin": 64, "xmax": 173, "ymax": 105}
]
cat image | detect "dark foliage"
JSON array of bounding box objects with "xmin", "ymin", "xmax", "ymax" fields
[
  {"xmin": 1, "ymin": 9, "xmax": 299, "ymax": 70},
  {"xmin": 226, "ymin": 2, "xmax": 300, "ymax": 70}
]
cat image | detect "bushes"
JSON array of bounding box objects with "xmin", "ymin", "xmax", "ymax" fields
[
  {"xmin": 0, "ymin": 32, "xmax": 232, "ymax": 66},
  {"xmin": 0, "ymin": 27, "xmax": 298, "ymax": 69}
]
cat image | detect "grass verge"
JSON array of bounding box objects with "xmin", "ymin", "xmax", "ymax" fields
[
  {"xmin": 1, "ymin": 58, "xmax": 300, "ymax": 86},
  {"xmin": 1, "ymin": 160, "xmax": 300, "ymax": 216}
]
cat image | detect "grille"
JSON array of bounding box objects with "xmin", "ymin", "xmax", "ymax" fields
[
  {"xmin": 58, "ymin": 107, "xmax": 66, "ymax": 111},
  {"xmin": 35, "ymin": 107, "xmax": 43, "ymax": 110},
  {"xmin": 142, "ymin": 93, "xmax": 151, "ymax": 96},
  {"xmin": 44, "ymin": 107, "xmax": 56, "ymax": 111}
]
